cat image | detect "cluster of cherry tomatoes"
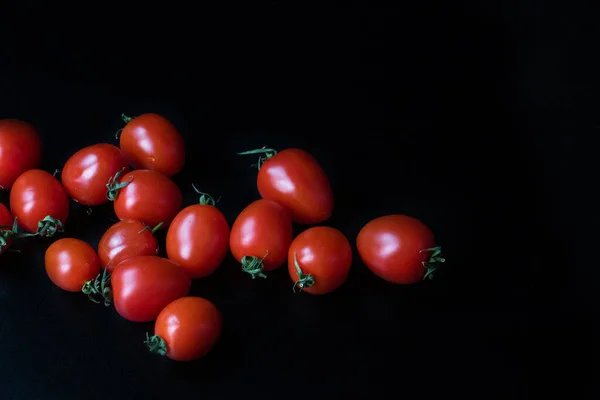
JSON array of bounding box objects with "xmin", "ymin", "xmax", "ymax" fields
[{"xmin": 0, "ymin": 114, "xmax": 445, "ymax": 362}]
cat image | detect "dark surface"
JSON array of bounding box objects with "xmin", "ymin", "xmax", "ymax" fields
[{"xmin": 0, "ymin": 2, "xmax": 595, "ymax": 400}]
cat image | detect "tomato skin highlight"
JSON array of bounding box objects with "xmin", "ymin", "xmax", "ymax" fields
[
  {"xmin": 10, "ymin": 169, "xmax": 70, "ymax": 234},
  {"xmin": 45, "ymin": 238, "xmax": 101, "ymax": 292},
  {"xmin": 111, "ymin": 255, "xmax": 191, "ymax": 322},
  {"xmin": 356, "ymin": 214, "xmax": 437, "ymax": 284},
  {"xmin": 120, "ymin": 113, "xmax": 185, "ymax": 177},
  {"xmin": 112, "ymin": 170, "xmax": 182, "ymax": 230},
  {"xmin": 0, "ymin": 119, "xmax": 42, "ymax": 190},
  {"xmin": 98, "ymin": 219, "xmax": 159, "ymax": 272},
  {"xmin": 61, "ymin": 143, "xmax": 129, "ymax": 206},
  {"xmin": 0, "ymin": 203, "xmax": 15, "ymax": 255},
  {"xmin": 287, "ymin": 226, "xmax": 352, "ymax": 295},
  {"xmin": 166, "ymin": 204, "xmax": 230, "ymax": 279},
  {"xmin": 149, "ymin": 296, "xmax": 222, "ymax": 361},
  {"xmin": 229, "ymin": 199, "xmax": 293, "ymax": 277}
]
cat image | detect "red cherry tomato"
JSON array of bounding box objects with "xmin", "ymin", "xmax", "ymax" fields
[
  {"xmin": 10, "ymin": 169, "xmax": 70, "ymax": 236},
  {"xmin": 0, "ymin": 119, "xmax": 42, "ymax": 190},
  {"xmin": 119, "ymin": 113, "xmax": 185, "ymax": 177},
  {"xmin": 44, "ymin": 238, "xmax": 101, "ymax": 292},
  {"xmin": 229, "ymin": 199, "xmax": 292, "ymax": 279},
  {"xmin": 166, "ymin": 192, "xmax": 229, "ymax": 279},
  {"xmin": 238, "ymin": 147, "xmax": 333, "ymax": 224},
  {"xmin": 111, "ymin": 255, "xmax": 191, "ymax": 322},
  {"xmin": 109, "ymin": 169, "xmax": 182, "ymax": 230},
  {"xmin": 97, "ymin": 219, "xmax": 160, "ymax": 272},
  {"xmin": 145, "ymin": 296, "xmax": 222, "ymax": 361},
  {"xmin": 356, "ymin": 214, "xmax": 444, "ymax": 284},
  {"xmin": 61, "ymin": 143, "xmax": 129, "ymax": 206},
  {"xmin": 287, "ymin": 226, "xmax": 352, "ymax": 295},
  {"xmin": 0, "ymin": 203, "xmax": 16, "ymax": 255}
]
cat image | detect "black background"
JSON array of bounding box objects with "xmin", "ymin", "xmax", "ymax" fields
[{"xmin": 0, "ymin": 2, "xmax": 596, "ymax": 399}]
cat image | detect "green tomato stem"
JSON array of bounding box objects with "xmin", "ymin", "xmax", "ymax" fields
[
  {"xmin": 237, "ymin": 146, "xmax": 278, "ymax": 170},
  {"xmin": 82, "ymin": 267, "xmax": 112, "ymax": 307},
  {"xmin": 292, "ymin": 252, "xmax": 315, "ymax": 293},
  {"xmin": 191, "ymin": 184, "xmax": 220, "ymax": 206},
  {"xmin": 121, "ymin": 113, "xmax": 134, "ymax": 123},
  {"xmin": 420, "ymin": 246, "xmax": 445, "ymax": 280},
  {"xmin": 240, "ymin": 252, "xmax": 269, "ymax": 279},
  {"xmin": 106, "ymin": 168, "xmax": 132, "ymax": 201},
  {"xmin": 145, "ymin": 333, "xmax": 168, "ymax": 356}
]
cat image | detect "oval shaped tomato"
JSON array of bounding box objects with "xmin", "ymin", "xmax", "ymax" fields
[
  {"xmin": 0, "ymin": 119, "xmax": 42, "ymax": 189},
  {"xmin": 10, "ymin": 169, "xmax": 70, "ymax": 236},
  {"xmin": 119, "ymin": 113, "xmax": 185, "ymax": 177},
  {"xmin": 0, "ymin": 203, "xmax": 16, "ymax": 255},
  {"xmin": 356, "ymin": 214, "xmax": 444, "ymax": 284},
  {"xmin": 145, "ymin": 296, "xmax": 222, "ymax": 361},
  {"xmin": 61, "ymin": 143, "xmax": 129, "ymax": 206},
  {"xmin": 110, "ymin": 169, "xmax": 182, "ymax": 229},
  {"xmin": 111, "ymin": 255, "xmax": 191, "ymax": 322},
  {"xmin": 98, "ymin": 219, "xmax": 160, "ymax": 272},
  {"xmin": 287, "ymin": 226, "xmax": 352, "ymax": 295},
  {"xmin": 238, "ymin": 147, "xmax": 333, "ymax": 224},
  {"xmin": 229, "ymin": 199, "xmax": 292, "ymax": 279},
  {"xmin": 45, "ymin": 238, "xmax": 101, "ymax": 292}
]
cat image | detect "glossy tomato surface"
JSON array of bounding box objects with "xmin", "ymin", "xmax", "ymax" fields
[
  {"xmin": 10, "ymin": 169, "xmax": 70, "ymax": 235},
  {"xmin": 98, "ymin": 219, "xmax": 159, "ymax": 272},
  {"xmin": 0, "ymin": 203, "xmax": 15, "ymax": 255},
  {"xmin": 148, "ymin": 296, "xmax": 222, "ymax": 361},
  {"xmin": 61, "ymin": 143, "xmax": 129, "ymax": 206},
  {"xmin": 356, "ymin": 214, "xmax": 439, "ymax": 284},
  {"xmin": 166, "ymin": 204, "xmax": 229, "ymax": 279},
  {"xmin": 229, "ymin": 199, "xmax": 292, "ymax": 278},
  {"xmin": 0, "ymin": 119, "xmax": 42, "ymax": 189},
  {"xmin": 120, "ymin": 113, "xmax": 185, "ymax": 177},
  {"xmin": 287, "ymin": 226, "xmax": 352, "ymax": 295},
  {"xmin": 112, "ymin": 170, "xmax": 182, "ymax": 229},
  {"xmin": 111, "ymin": 256, "xmax": 191, "ymax": 322},
  {"xmin": 44, "ymin": 238, "xmax": 101, "ymax": 292}
]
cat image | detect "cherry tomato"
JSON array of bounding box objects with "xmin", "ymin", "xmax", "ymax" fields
[
  {"xmin": 166, "ymin": 192, "xmax": 229, "ymax": 279},
  {"xmin": 44, "ymin": 238, "xmax": 101, "ymax": 292},
  {"xmin": 119, "ymin": 113, "xmax": 185, "ymax": 177},
  {"xmin": 61, "ymin": 143, "xmax": 129, "ymax": 206},
  {"xmin": 111, "ymin": 255, "xmax": 191, "ymax": 322},
  {"xmin": 0, "ymin": 203, "xmax": 16, "ymax": 255},
  {"xmin": 109, "ymin": 169, "xmax": 182, "ymax": 230},
  {"xmin": 145, "ymin": 296, "xmax": 222, "ymax": 361},
  {"xmin": 98, "ymin": 219, "xmax": 160, "ymax": 272},
  {"xmin": 229, "ymin": 199, "xmax": 292, "ymax": 279},
  {"xmin": 0, "ymin": 119, "xmax": 42, "ymax": 190},
  {"xmin": 356, "ymin": 214, "xmax": 444, "ymax": 284},
  {"xmin": 10, "ymin": 169, "xmax": 70, "ymax": 236},
  {"xmin": 238, "ymin": 147, "xmax": 333, "ymax": 224},
  {"xmin": 287, "ymin": 226, "xmax": 352, "ymax": 295}
]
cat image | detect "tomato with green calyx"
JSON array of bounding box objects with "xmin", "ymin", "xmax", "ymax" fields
[
  {"xmin": 0, "ymin": 119, "xmax": 42, "ymax": 190},
  {"xmin": 0, "ymin": 203, "xmax": 18, "ymax": 255},
  {"xmin": 45, "ymin": 238, "xmax": 101, "ymax": 295}
]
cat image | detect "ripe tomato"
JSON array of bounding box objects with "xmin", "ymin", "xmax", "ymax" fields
[
  {"xmin": 61, "ymin": 143, "xmax": 129, "ymax": 206},
  {"xmin": 287, "ymin": 226, "xmax": 352, "ymax": 295},
  {"xmin": 111, "ymin": 255, "xmax": 191, "ymax": 322},
  {"xmin": 98, "ymin": 219, "xmax": 160, "ymax": 272},
  {"xmin": 45, "ymin": 238, "xmax": 101, "ymax": 292},
  {"xmin": 0, "ymin": 119, "xmax": 42, "ymax": 190},
  {"xmin": 356, "ymin": 214, "xmax": 444, "ymax": 284},
  {"xmin": 166, "ymin": 192, "xmax": 229, "ymax": 279},
  {"xmin": 0, "ymin": 203, "xmax": 17, "ymax": 255},
  {"xmin": 10, "ymin": 169, "xmax": 70, "ymax": 236},
  {"xmin": 145, "ymin": 296, "xmax": 222, "ymax": 361},
  {"xmin": 238, "ymin": 147, "xmax": 333, "ymax": 225},
  {"xmin": 119, "ymin": 113, "xmax": 185, "ymax": 177},
  {"xmin": 229, "ymin": 199, "xmax": 292, "ymax": 279},
  {"xmin": 109, "ymin": 169, "xmax": 182, "ymax": 229}
]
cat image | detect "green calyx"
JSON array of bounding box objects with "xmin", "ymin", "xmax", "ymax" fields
[
  {"xmin": 237, "ymin": 146, "xmax": 278, "ymax": 170},
  {"xmin": 292, "ymin": 252, "xmax": 314, "ymax": 293},
  {"xmin": 82, "ymin": 267, "xmax": 113, "ymax": 306},
  {"xmin": 144, "ymin": 333, "xmax": 167, "ymax": 356},
  {"xmin": 35, "ymin": 216, "xmax": 64, "ymax": 238},
  {"xmin": 240, "ymin": 251, "xmax": 269, "ymax": 279},
  {"xmin": 0, "ymin": 219, "xmax": 19, "ymax": 253},
  {"xmin": 420, "ymin": 246, "xmax": 445, "ymax": 280},
  {"xmin": 106, "ymin": 168, "xmax": 133, "ymax": 201},
  {"xmin": 121, "ymin": 113, "xmax": 134, "ymax": 124},
  {"xmin": 138, "ymin": 222, "xmax": 164, "ymax": 235},
  {"xmin": 191, "ymin": 184, "xmax": 220, "ymax": 206}
]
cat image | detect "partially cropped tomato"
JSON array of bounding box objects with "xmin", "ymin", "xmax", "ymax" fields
[
  {"xmin": 229, "ymin": 199, "xmax": 292, "ymax": 279},
  {"xmin": 287, "ymin": 226, "xmax": 352, "ymax": 295},
  {"xmin": 166, "ymin": 193, "xmax": 229, "ymax": 279},
  {"xmin": 109, "ymin": 169, "xmax": 182, "ymax": 229},
  {"xmin": 10, "ymin": 169, "xmax": 70, "ymax": 236},
  {"xmin": 61, "ymin": 143, "xmax": 129, "ymax": 206},
  {"xmin": 119, "ymin": 113, "xmax": 185, "ymax": 177},
  {"xmin": 98, "ymin": 219, "xmax": 160, "ymax": 272},
  {"xmin": 238, "ymin": 147, "xmax": 333, "ymax": 225},
  {"xmin": 145, "ymin": 296, "xmax": 222, "ymax": 361},
  {"xmin": 356, "ymin": 214, "xmax": 444, "ymax": 284},
  {"xmin": 45, "ymin": 238, "xmax": 101, "ymax": 292},
  {"xmin": 111, "ymin": 255, "xmax": 191, "ymax": 322},
  {"xmin": 0, "ymin": 119, "xmax": 42, "ymax": 190},
  {"xmin": 0, "ymin": 203, "xmax": 16, "ymax": 255}
]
